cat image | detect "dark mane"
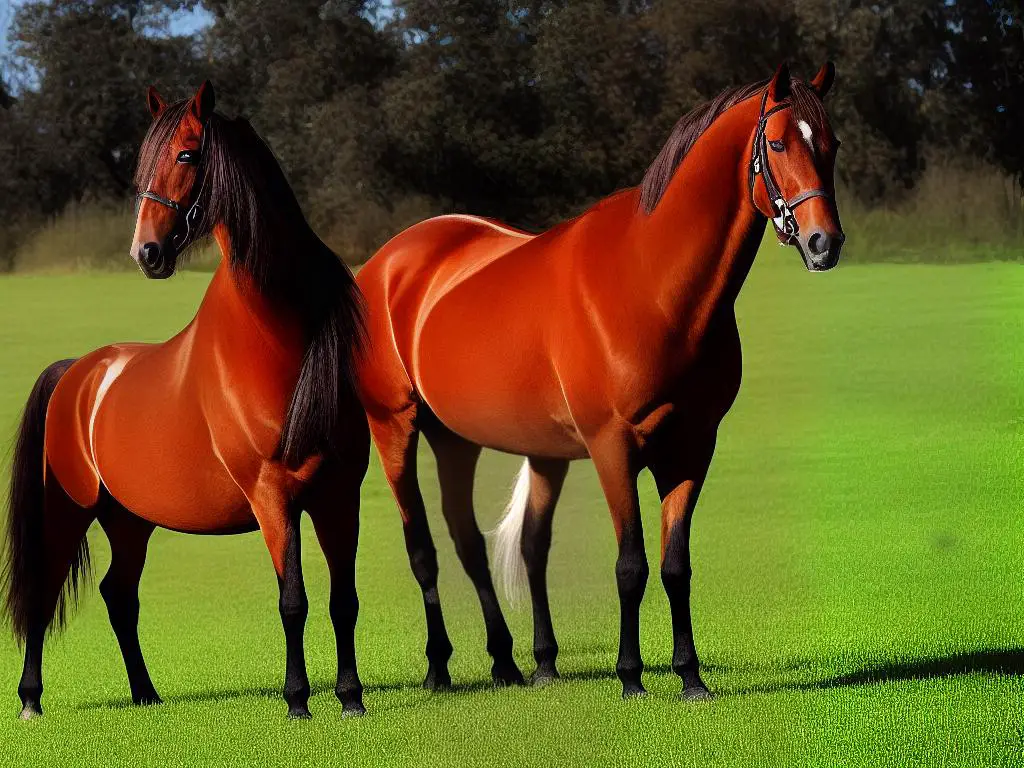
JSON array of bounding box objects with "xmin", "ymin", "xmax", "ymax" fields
[
  {"xmin": 135, "ymin": 101, "xmax": 365, "ymax": 467},
  {"xmin": 639, "ymin": 77, "xmax": 831, "ymax": 214}
]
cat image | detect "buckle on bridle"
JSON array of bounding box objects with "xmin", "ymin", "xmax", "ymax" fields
[{"xmin": 772, "ymin": 198, "xmax": 798, "ymax": 242}]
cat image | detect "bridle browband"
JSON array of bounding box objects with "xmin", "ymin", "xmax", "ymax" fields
[
  {"xmin": 748, "ymin": 89, "xmax": 831, "ymax": 243},
  {"xmin": 136, "ymin": 122, "xmax": 209, "ymax": 253}
]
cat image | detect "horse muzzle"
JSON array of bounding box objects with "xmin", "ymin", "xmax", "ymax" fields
[
  {"xmin": 799, "ymin": 228, "xmax": 844, "ymax": 272},
  {"xmin": 136, "ymin": 241, "xmax": 176, "ymax": 279}
]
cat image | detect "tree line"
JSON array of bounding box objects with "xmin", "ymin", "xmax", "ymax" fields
[{"xmin": 1, "ymin": 0, "xmax": 1021, "ymax": 267}]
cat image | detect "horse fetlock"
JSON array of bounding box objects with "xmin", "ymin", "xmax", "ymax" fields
[
  {"xmin": 284, "ymin": 682, "xmax": 312, "ymax": 719},
  {"xmin": 335, "ymin": 681, "xmax": 365, "ymax": 714},
  {"xmin": 422, "ymin": 663, "xmax": 452, "ymax": 692},
  {"xmin": 530, "ymin": 659, "xmax": 560, "ymax": 687},
  {"xmin": 490, "ymin": 658, "xmax": 525, "ymax": 686},
  {"xmin": 17, "ymin": 683, "xmax": 42, "ymax": 719}
]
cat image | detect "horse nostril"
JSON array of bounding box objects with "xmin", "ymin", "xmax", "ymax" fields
[
  {"xmin": 807, "ymin": 231, "xmax": 830, "ymax": 256},
  {"xmin": 139, "ymin": 242, "xmax": 161, "ymax": 267}
]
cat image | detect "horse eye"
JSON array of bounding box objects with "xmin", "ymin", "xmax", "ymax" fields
[
  {"xmin": 768, "ymin": 140, "xmax": 785, "ymax": 152},
  {"xmin": 176, "ymin": 150, "xmax": 198, "ymax": 164}
]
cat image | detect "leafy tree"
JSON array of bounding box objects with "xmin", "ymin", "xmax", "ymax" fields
[{"xmin": 1, "ymin": 0, "xmax": 1021, "ymax": 268}]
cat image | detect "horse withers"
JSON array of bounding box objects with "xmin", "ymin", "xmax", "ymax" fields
[
  {"xmin": 2, "ymin": 82, "xmax": 368, "ymax": 720},
  {"xmin": 355, "ymin": 62, "xmax": 843, "ymax": 700}
]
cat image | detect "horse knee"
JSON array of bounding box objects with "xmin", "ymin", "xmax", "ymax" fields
[
  {"xmin": 615, "ymin": 555, "xmax": 649, "ymax": 600},
  {"xmin": 409, "ymin": 544, "xmax": 439, "ymax": 588},
  {"xmin": 279, "ymin": 590, "xmax": 308, "ymax": 630},
  {"xmin": 660, "ymin": 559, "xmax": 691, "ymax": 595}
]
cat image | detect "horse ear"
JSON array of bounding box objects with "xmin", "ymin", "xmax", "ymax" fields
[
  {"xmin": 147, "ymin": 86, "xmax": 167, "ymax": 119},
  {"xmin": 191, "ymin": 80, "xmax": 215, "ymax": 124},
  {"xmin": 810, "ymin": 61, "xmax": 836, "ymax": 99},
  {"xmin": 769, "ymin": 62, "xmax": 791, "ymax": 102}
]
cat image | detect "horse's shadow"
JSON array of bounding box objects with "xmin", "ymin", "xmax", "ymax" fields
[
  {"xmin": 722, "ymin": 647, "xmax": 1024, "ymax": 696},
  {"xmin": 76, "ymin": 676, "xmax": 505, "ymax": 713},
  {"xmin": 76, "ymin": 647, "xmax": 1024, "ymax": 712}
]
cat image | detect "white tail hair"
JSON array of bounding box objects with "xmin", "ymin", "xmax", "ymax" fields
[{"xmin": 488, "ymin": 458, "xmax": 531, "ymax": 606}]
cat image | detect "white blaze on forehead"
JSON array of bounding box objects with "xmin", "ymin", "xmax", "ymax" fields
[{"xmin": 798, "ymin": 120, "xmax": 814, "ymax": 149}]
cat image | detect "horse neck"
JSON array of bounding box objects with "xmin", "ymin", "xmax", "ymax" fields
[
  {"xmin": 205, "ymin": 224, "xmax": 307, "ymax": 357},
  {"xmin": 635, "ymin": 96, "xmax": 766, "ymax": 336}
]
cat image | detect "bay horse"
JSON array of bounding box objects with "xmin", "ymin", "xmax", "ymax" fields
[
  {"xmin": 2, "ymin": 82, "xmax": 368, "ymax": 719},
  {"xmin": 355, "ymin": 63, "xmax": 843, "ymax": 699}
]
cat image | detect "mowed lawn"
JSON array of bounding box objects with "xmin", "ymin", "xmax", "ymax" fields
[{"xmin": 0, "ymin": 256, "xmax": 1022, "ymax": 767}]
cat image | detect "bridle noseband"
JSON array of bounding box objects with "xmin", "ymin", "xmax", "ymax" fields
[
  {"xmin": 136, "ymin": 124, "xmax": 208, "ymax": 252},
  {"xmin": 748, "ymin": 90, "xmax": 831, "ymax": 243}
]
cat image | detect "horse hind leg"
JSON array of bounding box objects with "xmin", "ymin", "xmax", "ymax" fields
[
  {"xmin": 492, "ymin": 457, "xmax": 570, "ymax": 686},
  {"xmin": 97, "ymin": 503, "xmax": 160, "ymax": 706},
  {"xmin": 423, "ymin": 421, "xmax": 523, "ymax": 686},
  {"xmin": 11, "ymin": 478, "xmax": 95, "ymax": 719}
]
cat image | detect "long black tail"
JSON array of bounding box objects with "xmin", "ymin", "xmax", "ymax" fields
[{"xmin": 2, "ymin": 359, "xmax": 85, "ymax": 644}]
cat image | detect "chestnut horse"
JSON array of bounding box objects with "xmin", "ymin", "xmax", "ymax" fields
[
  {"xmin": 356, "ymin": 63, "xmax": 843, "ymax": 699},
  {"xmin": 2, "ymin": 82, "xmax": 368, "ymax": 719}
]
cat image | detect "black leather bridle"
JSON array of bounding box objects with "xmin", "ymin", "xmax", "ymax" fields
[
  {"xmin": 135, "ymin": 124, "xmax": 208, "ymax": 252},
  {"xmin": 748, "ymin": 90, "xmax": 831, "ymax": 243}
]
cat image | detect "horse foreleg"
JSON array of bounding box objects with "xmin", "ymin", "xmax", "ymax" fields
[
  {"xmin": 305, "ymin": 452, "xmax": 367, "ymax": 717},
  {"xmin": 97, "ymin": 505, "xmax": 160, "ymax": 706},
  {"xmin": 648, "ymin": 430, "xmax": 717, "ymax": 701},
  {"xmin": 252, "ymin": 486, "xmax": 310, "ymax": 719},
  {"xmin": 590, "ymin": 433, "xmax": 647, "ymax": 699}
]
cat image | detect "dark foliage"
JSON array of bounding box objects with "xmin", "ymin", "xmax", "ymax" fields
[{"xmin": 1, "ymin": 0, "xmax": 1021, "ymax": 265}]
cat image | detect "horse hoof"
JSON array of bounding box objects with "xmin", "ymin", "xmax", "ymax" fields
[
  {"xmin": 423, "ymin": 667, "xmax": 452, "ymax": 692},
  {"xmin": 133, "ymin": 693, "xmax": 163, "ymax": 707},
  {"xmin": 19, "ymin": 704, "xmax": 42, "ymax": 721},
  {"xmin": 341, "ymin": 702, "xmax": 366, "ymax": 718},
  {"xmin": 682, "ymin": 687, "xmax": 714, "ymax": 702},
  {"xmin": 621, "ymin": 683, "xmax": 647, "ymax": 700},
  {"xmin": 492, "ymin": 661, "xmax": 525, "ymax": 687},
  {"xmin": 287, "ymin": 706, "xmax": 312, "ymax": 720},
  {"xmin": 530, "ymin": 667, "xmax": 560, "ymax": 687}
]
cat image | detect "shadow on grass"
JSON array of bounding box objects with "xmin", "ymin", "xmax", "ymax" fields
[
  {"xmin": 76, "ymin": 647, "xmax": 1024, "ymax": 711},
  {"xmin": 75, "ymin": 676, "xmax": 513, "ymax": 712},
  {"xmin": 727, "ymin": 647, "xmax": 1024, "ymax": 696}
]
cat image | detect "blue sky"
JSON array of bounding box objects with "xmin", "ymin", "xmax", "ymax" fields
[
  {"xmin": 1, "ymin": 0, "xmax": 214, "ymax": 62},
  {"xmin": 1, "ymin": 1, "xmax": 395, "ymax": 67}
]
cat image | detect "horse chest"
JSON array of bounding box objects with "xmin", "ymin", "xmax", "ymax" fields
[{"xmin": 606, "ymin": 319, "xmax": 743, "ymax": 442}]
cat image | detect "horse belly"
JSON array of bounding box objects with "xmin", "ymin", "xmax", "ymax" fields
[{"xmin": 412, "ymin": 305, "xmax": 587, "ymax": 459}]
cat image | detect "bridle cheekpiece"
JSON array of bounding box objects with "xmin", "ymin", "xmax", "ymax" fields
[
  {"xmin": 748, "ymin": 90, "xmax": 831, "ymax": 243},
  {"xmin": 136, "ymin": 122, "xmax": 209, "ymax": 253}
]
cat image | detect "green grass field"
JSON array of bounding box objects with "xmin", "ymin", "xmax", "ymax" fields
[{"xmin": 0, "ymin": 255, "xmax": 1022, "ymax": 766}]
